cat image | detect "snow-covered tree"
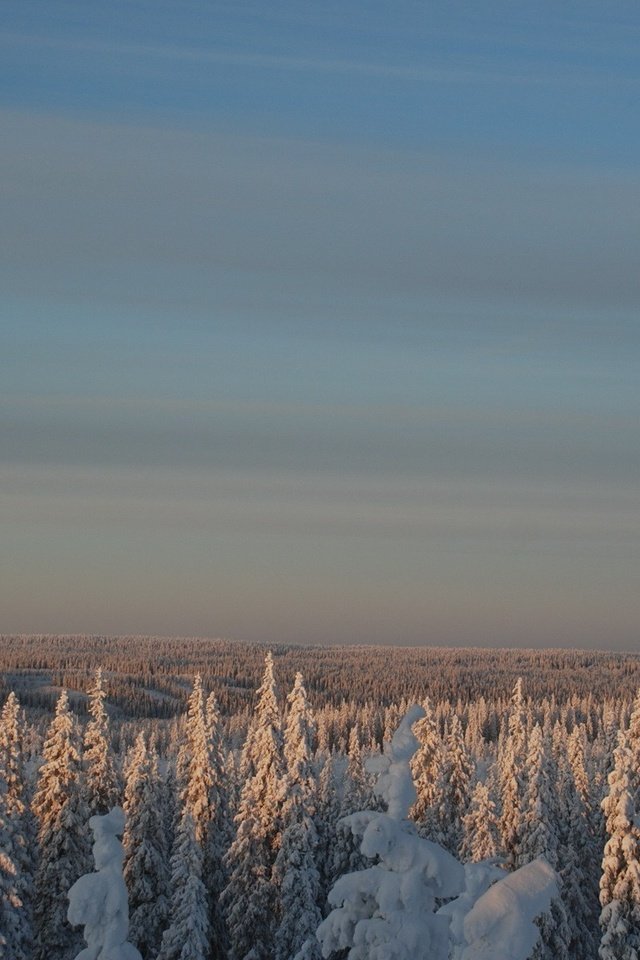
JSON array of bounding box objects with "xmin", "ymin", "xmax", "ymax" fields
[
  {"xmin": 627, "ymin": 688, "xmax": 640, "ymax": 798},
  {"xmin": 460, "ymin": 780, "xmax": 500, "ymax": 863},
  {"xmin": 67, "ymin": 806, "xmax": 142, "ymax": 960},
  {"xmin": 317, "ymin": 705, "xmax": 465, "ymax": 960},
  {"xmin": 204, "ymin": 690, "xmax": 231, "ymax": 950},
  {"xmin": 222, "ymin": 652, "xmax": 285, "ymax": 960},
  {"xmin": 599, "ymin": 731, "xmax": 640, "ymax": 960},
  {"xmin": 409, "ymin": 697, "xmax": 442, "ymax": 839},
  {"xmin": 330, "ymin": 725, "xmax": 374, "ymax": 885},
  {"xmin": 436, "ymin": 715, "xmax": 473, "ymax": 857},
  {"xmin": 0, "ymin": 692, "xmax": 33, "ymax": 960},
  {"xmin": 84, "ymin": 668, "xmax": 120, "ymax": 816},
  {"xmin": 274, "ymin": 673, "xmax": 322, "ymax": 960},
  {"xmin": 32, "ymin": 690, "xmax": 91, "ymax": 960},
  {"xmin": 555, "ymin": 744, "xmax": 599, "ymax": 960},
  {"xmin": 315, "ymin": 753, "xmax": 342, "ymax": 906},
  {"xmin": 499, "ymin": 678, "xmax": 529, "ymax": 868},
  {"xmin": 318, "ymin": 705, "xmax": 559, "ymax": 960},
  {"xmin": 161, "ymin": 675, "xmax": 227, "ymax": 960},
  {"xmin": 158, "ymin": 811, "xmax": 210, "ymax": 960},
  {"xmin": 516, "ymin": 725, "xmax": 570, "ymax": 960},
  {"xmin": 122, "ymin": 733, "xmax": 170, "ymax": 959},
  {"xmin": 517, "ymin": 725, "xmax": 558, "ymax": 869},
  {"xmin": 178, "ymin": 675, "xmax": 215, "ymax": 841}
]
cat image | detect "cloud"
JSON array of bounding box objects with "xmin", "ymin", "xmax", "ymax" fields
[
  {"xmin": 2, "ymin": 110, "xmax": 640, "ymax": 322},
  {"xmin": 2, "ymin": 394, "xmax": 638, "ymax": 487}
]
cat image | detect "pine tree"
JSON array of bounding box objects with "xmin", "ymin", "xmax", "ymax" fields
[
  {"xmin": 0, "ymin": 692, "xmax": 33, "ymax": 960},
  {"xmin": 123, "ymin": 733, "xmax": 170, "ymax": 959},
  {"xmin": 274, "ymin": 673, "xmax": 322, "ymax": 960},
  {"xmin": 32, "ymin": 690, "xmax": 90, "ymax": 960},
  {"xmin": 222, "ymin": 652, "xmax": 285, "ymax": 960},
  {"xmin": 83, "ymin": 668, "xmax": 119, "ymax": 815},
  {"xmin": 599, "ymin": 731, "xmax": 640, "ymax": 960}
]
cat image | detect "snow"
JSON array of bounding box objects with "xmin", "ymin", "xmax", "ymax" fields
[
  {"xmin": 317, "ymin": 705, "xmax": 559, "ymax": 960},
  {"xmin": 366, "ymin": 703, "xmax": 424, "ymax": 820},
  {"xmin": 459, "ymin": 857, "xmax": 557, "ymax": 960},
  {"xmin": 67, "ymin": 807, "xmax": 142, "ymax": 960},
  {"xmin": 317, "ymin": 705, "xmax": 464, "ymax": 960}
]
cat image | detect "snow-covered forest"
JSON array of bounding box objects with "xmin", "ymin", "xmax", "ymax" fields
[{"xmin": 2, "ymin": 636, "xmax": 640, "ymax": 959}]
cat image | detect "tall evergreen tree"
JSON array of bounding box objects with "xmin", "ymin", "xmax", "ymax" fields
[
  {"xmin": 555, "ymin": 742, "xmax": 599, "ymax": 960},
  {"xmin": 0, "ymin": 692, "xmax": 33, "ymax": 960},
  {"xmin": 274, "ymin": 673, "xmax": 322, "ymax": 960},
  {"xmin": 83, "ymin": 668, "xmax": 119, "ymax": 815},
  {"xmin": 204, "ymin": 691, "xmax": 230, "ymax": 960},
  {"xmin": 158, "ymin": 812, "xmax": 210, "ymax": 960},
  {"xmin": 435, "ymin": 714, "xmax": 473, "ymax": 857},
  {"xmin": 331, "ymin": 725, "xmax": 372, "ymax": 882},
  {"xmin": 599, "ymin": 731, "xmax": 640, "ymax": 960},
  {"xmin": 517, "ymin": 724, "xmax": 571, "ymax": 960},
  {"xmin": 315, "ymin": 754, "xmax": 341, "ymax": 908},
  {"xmin": 626, "ymin": 688, "xmax": 640, "ymax": 808},
  {"xmin": 221, "ymin": 653, "xmax": 285, "ymax": 960},
  {"xmin": 409, "ymin": 697, "xmax": 442, "ymax": 839},
  {"xmin": 32, "ymin": 690, "xmax": 90, "ymax": 960},
  {"xmin": 460, "ymin": 779, "xmax": 500, "ymax": 863},
  {"xmin": 123, "ymin": 732, "xmax": 170, "ymax": 959},
  {"xmin": 499, "ymin": 677, "xmax": 529, "ymax": 868},
  {"xmin": 162, "ymin": 676, "xmax": 227, "ymax": 960}
]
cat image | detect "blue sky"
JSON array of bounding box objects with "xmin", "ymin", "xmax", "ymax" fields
[{"xmin": 1, "ymin": 1, "xmax": 639, "ymax": 647}]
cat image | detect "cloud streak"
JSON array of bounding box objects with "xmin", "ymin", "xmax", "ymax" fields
[{"xmin": 3, "ymin": 112, "xmax": 640, "ymax": 317}]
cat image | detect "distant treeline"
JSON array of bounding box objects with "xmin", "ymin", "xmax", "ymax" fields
[{"xmin": 1, "ymin": 634, "xmax": 638, "ymax": 722}]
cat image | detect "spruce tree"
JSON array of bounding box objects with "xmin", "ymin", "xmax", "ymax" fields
[
  {"xmin": 517, "ymin": 724, "xmax": 571, "ymax": 960},
  {"xmin": 0, "ymin": 692, "xmax": 33, "ymax": 960},
  {"xmin": 499, "ymin": 677, "xmax": 529, "ymax": 868},
  {"xmin": 204, "ymin": 691, "xmax": 230, "ymax": 960},
  {"xmin": 517, "ymin": 725, "xmax": 558, "ymax": 869},
  {"xmin": 158, "ymin": 812, "xmax": 210, "ymax": 960},
  {"xmin": 315, "ymin": 753, "xmax": 341, "ymax": 907},
  {"xmin": 221, "ymin": 652, "xmax": 285, "ymax": 960},
  {"xmin": 32, "ymin": 690, "xmax": 90, "ymax": 960},
  {"xmin": 83, "ymin": 668, "xmax": 119, "ymax": 815},
  {"xmin": 599, "ymin": 731, "xmax": 640, "ymax": 960},
  {"xmin": 332, "ymin": 726, "xmax": 371, "ymax": 882},
  {"xmin": 162, "ymin": 675, "xmax": 227, "ymax": 960},
  {"xmin": 627, "ymin": 688, "xmax": 640, "ymax": 797},
  {"xmin": 274, "ymin": 673, "xmax": 322, "ymax": 960},
  {"xmin": 555, "ymin": 744, "xmax": 599, "ymax": 960},
  {"xmin": 435, "ymin": 714, "xmax": 473, "ymax": 857},
  {"xmin": 123, "ymin": 732, "xmax": 170, "ymax": 959},
  {"xmin": 409, "ymin": 697, "xmax": 442, "ymax": 839},
  {"xmin": 460, "ymin": 779, "xmax": 500, "ymax": 862}
]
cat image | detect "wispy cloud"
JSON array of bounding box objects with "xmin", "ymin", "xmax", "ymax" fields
[
  {"xmin": 3, "ymin": 30, "xmax": 637, "ymax": 88},
  {"xmin": 3, "ymin": 110, "xmax": 640, "ymax": 317}
]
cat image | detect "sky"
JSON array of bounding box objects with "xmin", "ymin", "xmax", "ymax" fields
[{"xmin": 1, "ymin": 1, "xmax": 639, "ymax": 649}]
